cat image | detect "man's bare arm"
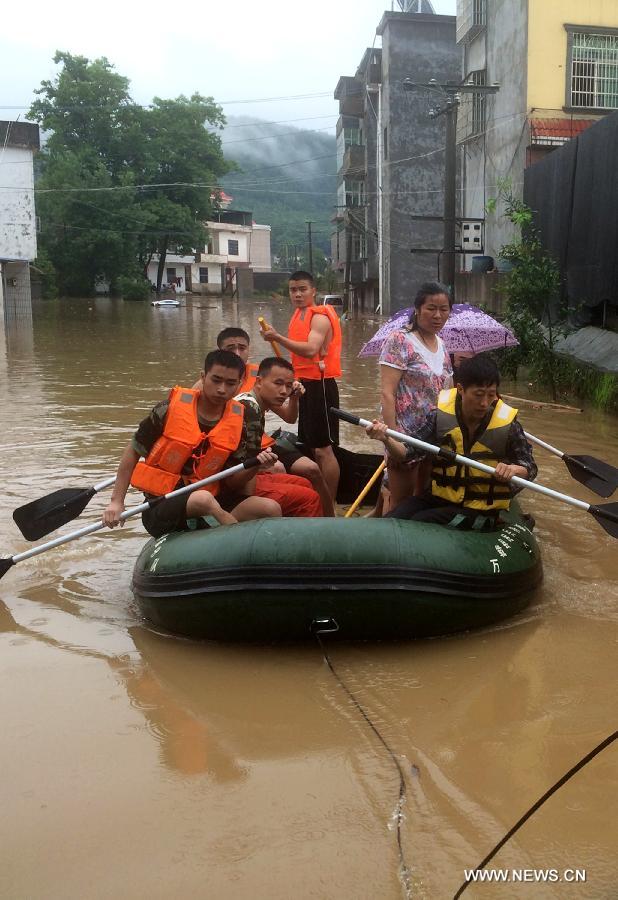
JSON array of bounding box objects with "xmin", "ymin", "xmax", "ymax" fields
[
  {"xmin": 103, "ymin": 443, "xmax": 140, "ymax": 526},
  {"xmin": 261, "ymin": 313, "xmax": 331, "ymax": 359}
]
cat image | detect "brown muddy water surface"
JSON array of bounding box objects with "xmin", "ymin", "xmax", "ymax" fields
[{"xmin": 1, "ymin": 296, "xmax": 617, "ymax": 899}]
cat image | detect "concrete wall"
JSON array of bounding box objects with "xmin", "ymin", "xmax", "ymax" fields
[
  {"xmin": 528, "ymin": 0, "xmax": 618, "ymax": 112},
  {"xmin": 0, "ymin": 146, "xmax": 37, "ymax": 262},
  {"xmin": 250, "ymin": 224, "xmax": 272, "ymax": 271},
  {"xmin": 212, "ymin": 227, "xmax": 250, "ymax": 261},
  {"xmin": 146, "ymin": 259, "xmax": 223, "ymax": 293},
  {"xmin": 1, "ymin": 261, "xmax": 33, "ymax": 322},
  {"xmin": 378, "ymin": 13, "xmax": 461, "ymax": 313},
  {"xmin": 460, "ymin": 2, "xmax": 529, "ymax": 263},
  {"xmin": 454, "ymin": 270, "xmax": 506, "ymax": 315}
]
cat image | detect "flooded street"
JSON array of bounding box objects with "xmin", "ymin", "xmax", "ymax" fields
[{"xmin": 1, "ymin": 295, "xmax": 617, "ymax": 898}]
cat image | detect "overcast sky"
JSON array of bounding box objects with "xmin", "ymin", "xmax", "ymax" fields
[{"xmin": 1, "ymin": 0, "xmax": 456, "ymax": 132}]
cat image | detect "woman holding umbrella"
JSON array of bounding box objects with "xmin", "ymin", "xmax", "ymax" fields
[{"xmin": 379, "ymin": 282, "xmax": 453, "ymax": 507}]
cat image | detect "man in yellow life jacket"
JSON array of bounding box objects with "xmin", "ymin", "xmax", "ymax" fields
[
  {"xmin": 366, "ymin": 356, "xmax": 537, "ymax": 526},
  {"xmin": 102, "ymin": 350, "xmax": 281, "ymax": 537},
  {"xmin": 260, "ymin": 270, "xmax": 342, "ymax": 504}
]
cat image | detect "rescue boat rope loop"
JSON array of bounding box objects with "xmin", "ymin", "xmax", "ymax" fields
[{"xmin": 313, "ymin": 624, "xmax": 413, "ymax": 899}]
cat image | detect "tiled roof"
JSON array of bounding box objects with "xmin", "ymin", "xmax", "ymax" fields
[{"xmin": 530, "ymin": 117, "xmax": 598, "ymax": 143}]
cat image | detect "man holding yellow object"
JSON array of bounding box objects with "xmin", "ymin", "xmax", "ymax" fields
[{"xmin": 260, "ymin": 271, "xmax": 341, "ymax": 503}]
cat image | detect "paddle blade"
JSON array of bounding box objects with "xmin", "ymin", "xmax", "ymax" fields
[
  {"xmin": 564, "ymin": 455, "xmax": 618, "ymax": 498},
  {"xmin": 590, "ymin": 502, "xmax": 618, "ymax": 539},
  {"xmin": 0, "ymin": 557, "xmax": 15, "ymax": 579},
  {"xmin": 13, "ymin": 487, "xmax": 96, "ymax": 541}
]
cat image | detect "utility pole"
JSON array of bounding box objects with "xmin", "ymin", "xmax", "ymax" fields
[
  {"xmin": 441, "ymin": 96, "xmax": 458, "ymax": 290},
  {"xmin": 306, "ymin": 221, "xmax": 313, "ymax": 274},
  {"xmin": 403, "ymin": 78, "xmax": 500, "ymax": 294}
]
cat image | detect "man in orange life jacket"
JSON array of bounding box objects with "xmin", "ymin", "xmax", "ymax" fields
[
  {"xmin": 102, "ymin": 350, "xmax": 281, "ymax": 537},
  {"xmin": 260, "ymin": 271, "xmax": 342, "ymax": 504},
  {"xmin": 205, "ymin": 326, "xmax": 300, "ymax": 424},
  {"xmin": 366, "ymin": 356, "xmax": 537, "ymax": 526},
  {"xmin": 191, "ymin": 328, "xmax": 329, "ymax": 515},
  {"xmin": 214, "ymin": 327, "xmax": 257, "ymax": 394},
  {"xmin": 236, "ymin": 356, "xmax": 335, "ymax": 517}
]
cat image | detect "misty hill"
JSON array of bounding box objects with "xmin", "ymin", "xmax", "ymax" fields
[{"xmin": 219, "ymin": 116, "xmax": 336, "ymax": 263}]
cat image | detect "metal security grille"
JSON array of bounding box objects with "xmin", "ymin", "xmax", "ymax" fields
[
  {"xmin": 571, "ymin": 32, "xmax": 618, "ymax": 109},
  {"xmin": 471, "ymin": 70, "xmax": 486, "ymax": 135},
  {"xmin": 457, "ymin": 70, "xmax": 486, "ymax": 140}
]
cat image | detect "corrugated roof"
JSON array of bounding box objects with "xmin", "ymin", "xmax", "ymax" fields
[{"xmin": 530, "ymin": 117, "xmax": 598, "ymax": 142}]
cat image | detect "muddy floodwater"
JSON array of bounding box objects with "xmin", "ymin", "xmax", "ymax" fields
[{"xmin": 1, "ymin": 295, "xmax": 617, "ymax": 899}]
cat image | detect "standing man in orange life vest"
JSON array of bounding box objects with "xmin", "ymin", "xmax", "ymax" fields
[
  {"xmin": 260, "ymin": 271, "xmax": 342, "ymax": 502},
  {"xmin": 103, "ymin": 350, "xmax": 280, "ymax": 537}
]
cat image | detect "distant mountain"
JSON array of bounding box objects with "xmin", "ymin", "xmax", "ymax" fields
[{"xmin": 219, "ymin": 116, "xmax": 336, "ymax": 263}]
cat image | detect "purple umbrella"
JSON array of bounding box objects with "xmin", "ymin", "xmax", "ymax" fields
[{"xmin": 358, "ymin": 303, "xmax": 518, "ymax": 357}]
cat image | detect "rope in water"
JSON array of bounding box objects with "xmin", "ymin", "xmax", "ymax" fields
[
  {"xmin": 313, "ymin": 626, "xmax": 413, "ymax": 899},
  {"xmin": 453, "ymin": 728, "xmax": 618, "ymax": 898}
]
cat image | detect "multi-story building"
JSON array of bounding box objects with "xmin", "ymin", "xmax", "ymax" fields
[
  {"xmin": 457, "ymin": 0, "xmax": 618, "ymax": 264},
  {"xmin": 146, "ymin": 206, "xmax": 272, "ymax": 295},
  {"xmin": 0, "ymin": 121, "xmax": 40, "ymax": 316},
  {"xmin": 331, "ymin": 4, "xmax": 461, "ymax": 315}
]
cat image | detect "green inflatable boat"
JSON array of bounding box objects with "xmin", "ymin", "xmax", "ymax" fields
[{"xmin": 132, "ymin": 441, "xmax": 542, "ymax": 641}]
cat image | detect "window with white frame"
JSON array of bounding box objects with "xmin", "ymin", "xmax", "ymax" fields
[
  {"xmin": 337, "ymin": 180, "xmax": 366, "ymax": 209},
  {"xmin": 336, "ymin": 124, "xmax": 364, "ymax": 170},
  {"xmin": 351, "ymin": 232, "xmax": 367, "ymax": 261},
  {"xmin": 568, "ymin": 28, "xmax": 618, "ymax": 109}
]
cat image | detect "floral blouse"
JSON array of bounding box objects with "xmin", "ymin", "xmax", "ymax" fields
[{"xmin": 379, "ymin": 329, "xmax": 453, "ymax": 434}]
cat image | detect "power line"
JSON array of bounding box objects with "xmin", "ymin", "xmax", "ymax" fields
[{"xmin": 0, "ymin": 90, "xmax": 338, "ymax": 114}]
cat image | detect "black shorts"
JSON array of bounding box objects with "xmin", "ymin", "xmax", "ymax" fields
[
  {"xmin": 298, "ymin": 378, "xmax": 340, "ymax": 449},
  {"xmin": 141, "ymin": 489, "xmax": 246, "ymax": 538},
  {"xmin": 272, "ymin": 444, "xmax": 304, "ymax": 471}
]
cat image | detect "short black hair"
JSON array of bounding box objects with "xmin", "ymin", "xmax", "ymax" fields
[
  {"xmin": 457, "ymin": 355, "xmax": 500, "ymax": 390},
  {"xmin": 289, "ymin": 270, "xmax": 314, "ymax": 285},
  {"xmin": 217, "ymin": 327, "xmax": 250, "ymax": 347},
  {"xmin": 203, "ymin": 349, "xmax": 245, "ymax": 378},
  {"xmin": 257, "ymin": 356, "xmax": 295, "ymax": 377}
]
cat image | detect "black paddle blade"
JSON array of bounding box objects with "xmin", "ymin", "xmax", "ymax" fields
[
  {"xmin": 0, "ymin": 557, "xmax": 15, "ymax": 579},
  {"xmin": 564, "ymin": 454, "xmax": 618, "ymax": 498},
  {"xmin": 590, "ymin": 502, "xmax": 618, "ymax": 539},
  {"xmin": 13, "ymin": 487, "xmax": 95, "ymax": 541}
]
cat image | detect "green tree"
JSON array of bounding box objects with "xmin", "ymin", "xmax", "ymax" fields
[
  {"xmin": 29, "ymin": 52, "xmax": 230, "ymax": 295},
  {"xmin": 488, "ymin": 182, "xmax": 565, "ymax": 400},
  {"xmin": 138, "ymin": 95, "xmax": 232, "ymax": 290}
]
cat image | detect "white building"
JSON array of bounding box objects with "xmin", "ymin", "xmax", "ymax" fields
[
  {"xmin": 0, "ymin": 121, "xmax": 40, "ymax": 315},
  {"xmin": 146, "ymin": 209, "xmax": 272, "ymax": 295}
]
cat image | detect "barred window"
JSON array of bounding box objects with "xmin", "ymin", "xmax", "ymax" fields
[
  {"xmin": 471, "ymin": 70, "xmax": 486, "ymax": 135},
  {"xmin": 337, "ymin": 180, "xmax": 366, "ymax": 208},
  {"xmin": 228, "ymin": 239, "xmax": 239, "ymax": 256},
  {"xmin": 199, "ymin": 267, "xmax": 209, "ymax": 284},
  {"xmin": 570, "ymin": 31, "xmax": 618, "ymax": 109},
  {"xmin": 336, "ymin": 125, "xmax": 363, "ymax": 170},
  {"xmin": 351, "ymin": 232, "xmax": 366, "ymax": 261}
]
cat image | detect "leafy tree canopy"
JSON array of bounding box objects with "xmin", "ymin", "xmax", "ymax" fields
[{"xmin": 29, "ymin": 52, "xmax": 231, "ymax": 295}]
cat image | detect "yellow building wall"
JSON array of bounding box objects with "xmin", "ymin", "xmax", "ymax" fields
[{"xmin": 528, "ymin": 0, "xmax": 618, "ymax": 114}]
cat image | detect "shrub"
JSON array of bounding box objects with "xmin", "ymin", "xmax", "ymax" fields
[{"xmin": 116, "ymin": 275, "xmax": 151, "ymax": 301}]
